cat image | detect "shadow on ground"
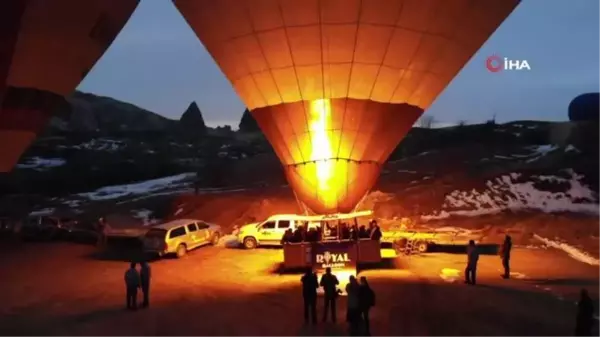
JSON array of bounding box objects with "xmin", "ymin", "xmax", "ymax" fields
[
  {"xmin": 428, "ymin": 243, "xmax": 500, "ymax": 255},
  {"xmin": 0, "ymin": 276, "xmax": 582, "ymax": 336},
  {"xmin": 524, "ymin": 278, "xmax": 599, "ymax": 287}
]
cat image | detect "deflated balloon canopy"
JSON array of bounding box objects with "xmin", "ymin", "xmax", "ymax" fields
[
  {"xmin": 0, "ymin": 0, "xmax": 139, "ymax": 172},
  {"xmin": 174, "ymin": 0, "xmax": 520, "ymax": 214}
]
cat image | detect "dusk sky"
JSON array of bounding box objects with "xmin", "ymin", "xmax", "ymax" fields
[{"xmin": 78, "ymin": 0, "xmax": 599, "ymax": 128}]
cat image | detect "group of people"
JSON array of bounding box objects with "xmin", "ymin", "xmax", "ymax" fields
[
  {"xmin": 467, "ymin": 235, "xmax": 596, "ymax": 335},
  {"xmin": 464, "ymin": 235, "xmax": 513, "ymax": 285},
  {"xmin": 124, "ymin": 261, "xmax": 152, "ymax": 310},
  {"xmin": 301, "ymin": 267, "xmax": 376, "ymax": 336},
  {"xmin": 281, "ymin": 220, "xmax": 383, "ymax": 244}
]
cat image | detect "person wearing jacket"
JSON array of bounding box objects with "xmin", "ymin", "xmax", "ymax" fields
[
  {"xmin": 369, "ymin": 221, "xmax": 382, "ymax": 241},
  {"xmin": 319, "ymin": 267, "xmax": 339, "ymax": 322},
  {"xmin": 140, "ymin": 261, "xmax": 151, "ymax": 308},
  {"xmin": 358, "ymin": 276, "xmax": 376, "ymax": 335},
  {"xmin": 500, "ymin": 235, "xmax": 512, "ymax": 279},
  {"xmin": 300, "ymin": 268, "xmax": 319, "ymax": 324},
  {"xmin": 465, "ymin": 240, "xmax": 479, "ymax": 285},
  {"xmin": 346, "ymin": 275, "xmax": 362, "ymax": 336},
  {"xmin": 575, "ymin": 288, "xmax": 595, "ymax": 336},
  {"xmin": 124, "ymin": 262, "xmax": 140, "ymax": 310}
]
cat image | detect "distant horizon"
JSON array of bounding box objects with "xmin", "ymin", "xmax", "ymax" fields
[{"xmin": 77, "ymin": 88, "xmax": 585, "ymax": 130}]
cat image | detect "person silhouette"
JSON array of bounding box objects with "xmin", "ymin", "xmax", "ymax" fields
[
  {"xmin": 575, "ymin": 288, "xmax": 595, "ymax": 336},
  {"xmin": 140, "ymin": 261, "xmax": 151, "ymax": 308},
  {"xmin": 300, "ymin": 268, "xmax": 318, "ymax": 324},
  {"xmin": 500, "ymin": 235, "xmax": 512, "ymax": 279},
  {"xmin": 124, "ymin": 262, "xmax": 140, "ymax": 310},
  {"xmin": 359, "ymin": 276, "xmax": 375, "ymax": 335},
  {"xmin": 346, "ymin": 275, "xmax": 361, "ymax": 336},
  {"xmin": 465, "ymin": 240, "xmax": 479, "ymax": 285},
  {"xmin": 319, "ymin": 267, "xmax": 339, "ymax": 322}
]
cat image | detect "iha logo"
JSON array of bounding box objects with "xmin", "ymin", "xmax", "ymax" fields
[{"xmin": 486, "ymin": 54, "xmax": 531, "ymax": 72}]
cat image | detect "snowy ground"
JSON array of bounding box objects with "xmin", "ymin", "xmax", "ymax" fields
[
  {"xmin": 0, "ymin": 242, "xmax": 596, "ymax": 336},
  {"xmin": 77, "ymin": 173, "xmax": 197, "ymax": 201},
  {"xmin": 16, "ymin": 157, "xmax": 66, "ymax": 171},
  {"xmin": 421, "ymin": 169, "xmax": 598, "ymax": 220}
]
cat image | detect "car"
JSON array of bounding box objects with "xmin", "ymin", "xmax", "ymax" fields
[
  {"xmin": 237, "ymin": 211, "xmax": 376, "ymax": 249},
  {"xmin": 21, "ymin": 216, "xmax": 79, "ymax": 240},
  {"xmin": 142, "ymin": 219, "xmax": 221, "ymax": 258},
  {"xmin": 236, "ymin": 214, "xmax": 312, "ymax": 249}
]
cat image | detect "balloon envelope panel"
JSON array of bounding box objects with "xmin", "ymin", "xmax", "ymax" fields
[
  {"xmin": 173, "ymin": 0, "xmax": 520, "ymax": 213},
  {"xmin": 0, "ymin": 0, "xmax": 139, "ymax": 172}
]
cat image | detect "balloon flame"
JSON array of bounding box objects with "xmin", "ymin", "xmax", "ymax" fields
[{"xmin": 309, "ymin": 99, "xmax": 334, "ymax": 206}]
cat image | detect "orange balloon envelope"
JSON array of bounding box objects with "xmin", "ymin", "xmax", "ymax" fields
[
  {"xmin": 0, "ymin": 0, "xmax": 139, "ymax": 172},
  {"xmin": 174, "ymin": 0, "xmax": 520, "ymax": 214}
]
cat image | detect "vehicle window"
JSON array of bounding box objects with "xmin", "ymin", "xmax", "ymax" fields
[
  {"xmin": 261, "ymin": 221, "xmax": 276, "ymax": 229},
  {"xmin": 278, "ymin": 220, "xmax": 291, "ymax": 229},
  {"xmin": 169, "ymin": 227, "xmax": 186, "ymax": 238},
  {"xmin": 146, "ymin": 228, "xmax": 167, "ymax": 239},
  {"xmin": 187, "ymin": 223, "xmax": 198, "ymax": 232},
  {"xmin": 197, "ymin": 222, "xmax": 209, "ymax": 230}
]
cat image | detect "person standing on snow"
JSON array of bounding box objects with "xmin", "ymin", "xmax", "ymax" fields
[
  {"xmin": 301, "ymin": 268, "xmax": 319, "ymax": 324},
  {"xmin": 320, "ymin": 267, "xmax": 339, "ymax": 323},
  {"xmin": 124, "ymin": 262, "xmax": 140, "ymax": 310},
  {"xmin": 140, "ymin": 261, "xmax": 151, "ymax": 308},
  {"xmin": 465, "ymin": 240, "xmax": 479, "ymax": 285},
  {"xmin": 575, "ymin": 288, "xmax": 595, "ymax": 336},
  {"xmin": 500, "ymin": 235, "xmax": 512, "ymax": 279}
]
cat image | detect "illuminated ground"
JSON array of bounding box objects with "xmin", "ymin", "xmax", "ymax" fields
[{"xmin": 0, "ymin": 242, "xmax": 597, "ymax": 336}]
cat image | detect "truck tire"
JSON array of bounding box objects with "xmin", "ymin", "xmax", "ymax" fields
[
  {"xmin": 416, "ymin": 241, "xmax": 428, "ymax": 253},
  {"xmin": 243, "ymin": 237, "xmax": 257, "ymax": 249},
  {"xmin": 210, "ymin": 232, "xmax": 220, "ymax": 245},
  {"xmin": 176, "ymin": 244, "xmax": 187, "ymax": 258}
]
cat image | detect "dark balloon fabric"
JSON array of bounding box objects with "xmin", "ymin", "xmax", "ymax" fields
[
  {"xmin": 0, "ymin": 0, "xmax": 139, "ymax": 172},
  {"xmin": 173, "ymin": 0, "xmax": 520, "ymax": 214},
  {"xmin": 569, "ymin": 93, "xmax": 599, "ymax": 122}
]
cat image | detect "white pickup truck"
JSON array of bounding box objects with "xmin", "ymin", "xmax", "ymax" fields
[{"xmin": 236, "ymin": 210, "xmax": 373, "ymax": 249}]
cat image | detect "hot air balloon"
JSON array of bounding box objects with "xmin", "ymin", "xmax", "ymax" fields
[
  {"xmin": 0, "ymin": 0, "xmax": 139, "ymax": 172},
  {"xmin": 173, "ymin": 0, "xmax": 520, "ymax": 214},
  {"xmin": 568, "ymin": 93, "xmax": 599, "ymax": 122}
]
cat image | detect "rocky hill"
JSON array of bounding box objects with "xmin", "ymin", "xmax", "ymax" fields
[
  {"xmin": 49, "ymin": 91, "xmax": 177, "ymax": 133},
  {"xmin": 1, "ymin": 93, "xmax": 598, "ymax": 243}
]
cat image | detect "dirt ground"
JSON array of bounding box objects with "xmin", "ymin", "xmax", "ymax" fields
[{"xmin": 0, "ymin": 240, "xmax": 598, "ymax": 336}]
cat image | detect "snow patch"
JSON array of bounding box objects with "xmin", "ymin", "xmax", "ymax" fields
[
  {"xmin": 356, "ymin": 190, "xmax": 395, "ymax": 210},
  {"xmin": 525, "ymin": 144, "xmax": 558, "ymax": 163},
  {"xmin": 430, "ymin": 226, "xmax": 473, "ymax": 235},
  {"xmin": 65, "ymin": 138, "xmax": 123, "ymax": 152},
  {"xmin": 131, "ymin": 209, "xmax": 157, "ymax": 226},
  {"xmin": 421, "ymin": 170, "xmax": 598, "ymax": 220},
  {"xmin": 565, "ymin": 145, "xmax": 580, "ymax": 153},
  {"xmin": 533, "ymin": 234, "xmax": 599, "ymax": 266},
  {"xmin": 78, "ymin": 173, "xmax": 196, "ymax": 201},
  {"xmin": 17, "ymin": 157, "xmax": 66, "ymax": 170},
  {"xmin": 510, "ymin": 272, "xmax": 526, "ymax": 279},
  {"xmin": 29, "ymin": 208, "xmax": 55, "ymax": 216},
  {"xmin": 529, "ymin": 144, "xmax": 558, "ymax": 156}
]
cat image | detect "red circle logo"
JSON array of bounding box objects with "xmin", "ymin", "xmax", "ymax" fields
[{"xmin": 486, "ymin": 55, "xmax": 503, "ymax": 72}]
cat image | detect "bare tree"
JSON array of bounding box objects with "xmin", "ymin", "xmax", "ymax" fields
[
  {"xmin": 417, "ymin": 115, "xmax": 436, "ymax": 129},
  {"xmin": 456, "ymin": 120, "xmax": 467, "ymax": 127}
]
